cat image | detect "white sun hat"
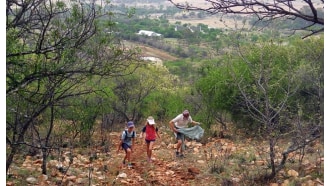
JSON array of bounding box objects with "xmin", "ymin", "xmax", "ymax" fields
[{"xmin": 147, "ymin": 116, "xmax": 155, "ymax": 125}]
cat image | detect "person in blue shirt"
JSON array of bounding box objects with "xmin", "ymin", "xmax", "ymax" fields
[{"xmin": 117, "ymin": 121, "xmax": 136, "ymax": 168}]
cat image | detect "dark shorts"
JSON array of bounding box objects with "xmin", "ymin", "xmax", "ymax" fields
[
  {"xmin": 175, "ymin": 127, "xmax": 185, "ymax": 141},
  {"xmin": 121, "ymin": 143, "xmax": 131, "ymax": 152},
  {"xmin": 145, "ymin": 139, "xmax": 156, "ymax": 144}
]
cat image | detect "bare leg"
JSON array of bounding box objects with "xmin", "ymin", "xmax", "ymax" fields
[
  {"xmin": 146, "ymin": 142, "xmax": 150, "ymax": 159},
  {"xmin": 126, "ymin": 148, "xmax": 132, "ymax": 163},
  {"xmin": 177, "ymin": 139, "xmax": 182, "ymax": 153},
  {"xmin": 123, "ymin": 154, "xmax": 127, "ymax": 163},
  {"xmin": 148, "ymin": 141, "xmax": 155, "ymax": 161}
]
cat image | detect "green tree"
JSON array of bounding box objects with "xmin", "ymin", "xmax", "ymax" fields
[
  {"xmin": 6, "ymin": 0, "xmax": 140, "ymax": 174},
  {"xmin": 196, "ymin": 37, "xmax": 323, "ymax": 179},
  {"xmin": 232, "ymin": 39, "xmax": 322, "ymax": 178},
  {"xmin": 195, "ymin": 59, "xmax": 240, "ymax": 130},
  {"xmin": 108, "ymin": 63, "xmax": 177, "ymax": 123}
]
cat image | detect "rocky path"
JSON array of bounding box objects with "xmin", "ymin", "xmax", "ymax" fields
[
  {"xmin": 113, "ymin": 135, "xmax": 202, "ymax": 185},
  {"xmin": 6, "ymin": 129, "xmax": 324, "ymax": 186}
]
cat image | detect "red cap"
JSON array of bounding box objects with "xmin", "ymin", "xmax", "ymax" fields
[{"xmin": 183, "ymin": 110, "xmax": 189, "ymax": 118}]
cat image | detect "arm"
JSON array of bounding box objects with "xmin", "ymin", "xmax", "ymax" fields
[
  {"xmin": 169, "ymin": 120, "xmax": 178, "ymax": 133},
  {"xmin": 192, "ymin": 120, "xmax": 200, "ymax": 126},
  {"xmin": 140, "ymin": 126, "xmax": 146, "ymax": 138},
  {"xmin": 117, "ymin": 139, "xmax": 123, "ymax": 153},
  {"xmin": 156, "ymin": 128, "xmax": 161, "ymax": 138},
  {"xmin": 189, "ymin": 116, "xmax": 200, "ymax": 126},
  {"xmin": 131, "ymin": 138, "xmax": 135, "ymax": 152}
]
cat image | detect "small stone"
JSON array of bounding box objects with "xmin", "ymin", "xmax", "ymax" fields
[
  {"xmin": 26, "ymin": 177, "xmax": 37, "ymax": 184},
  {"xmin": 117, "ymin": 173, "xmax": 127, "ymax": 178}
]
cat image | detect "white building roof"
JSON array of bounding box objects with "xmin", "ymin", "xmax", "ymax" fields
[{"xmin": 137, "ymin": 30, "xmax": 162, "ymax": 37}]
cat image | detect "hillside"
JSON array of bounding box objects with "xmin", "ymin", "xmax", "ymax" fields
[
  {"xmin": 124, "ymin": 40, "xmax": 179, "ymax": 62},
  {"xmin": 138, "ymin": 44, "xmax": 179, "ymax": 62},
  {"xmin": 6, "ymin": 124, "xmax": 324, "ymax": 185}
]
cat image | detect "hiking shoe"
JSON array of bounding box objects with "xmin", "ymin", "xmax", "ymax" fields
[
  {"xmin": 175, "ymin": 151, "xmax": 180, "ymax": 157},
  {"xmin": 127, "ymin": 163, "xmax": 133, "ymax": 168}
]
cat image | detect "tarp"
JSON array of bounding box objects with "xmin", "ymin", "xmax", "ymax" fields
[{"xmin": 177, "ymin": 125, "xmax": 204, "ymax": 140}]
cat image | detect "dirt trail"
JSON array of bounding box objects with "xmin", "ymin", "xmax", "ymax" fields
[
  {"xmin": 7, "ymin": 128, "xmax": 323, "ymax": 185},
  {"xmin": 114, "ymin": 135, "xmax": 199, "ymax": 185}
]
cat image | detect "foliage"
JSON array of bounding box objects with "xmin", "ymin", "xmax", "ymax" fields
[
  {"xmin": 195, "ymin": 36, "xmax": 323, "ymax": 179},
  {"xmin": 104, "ymin": 63, "xmax": 179, "ymax": 123},
  {"xmin": 6, "ymin": 0, "xmax": 324, "ymax": 182},
  {"xmin": 6, "ymin": 0, "xmax": 140, "ymax": 173}
]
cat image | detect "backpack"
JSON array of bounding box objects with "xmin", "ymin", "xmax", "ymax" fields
[{"xmin": 121, "ymin": 130, "xmax": 136, "ymax": 141}]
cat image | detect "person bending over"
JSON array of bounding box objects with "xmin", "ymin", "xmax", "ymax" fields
[{"xmin": 169, "ymin": 110, "xmax": 200, "ymax": 158}]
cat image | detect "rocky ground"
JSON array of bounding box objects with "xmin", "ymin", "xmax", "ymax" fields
[{"xmin": 6, "ymin": 126, "xmax": 324, "ymax": 186}]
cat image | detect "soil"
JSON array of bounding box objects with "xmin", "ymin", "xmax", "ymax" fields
[{"xmin": 6, "ymin": 126, "xmax": 324, "ymax": 186}]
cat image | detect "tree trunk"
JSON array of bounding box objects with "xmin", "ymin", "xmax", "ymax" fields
[
  {"xmin": 268, "ymin": 138, "xmax": 276, "ymax": 179},
  {"xmin": 41, "ymin": 103, "xmax": 55, "ymax": 174},
  {"xmin": 6, "ymin": 146, "xmax": 17, "ymax": 174},
  {"xmin": 41, "ymin": 149, "xmax": 47, "ymax": 175}
]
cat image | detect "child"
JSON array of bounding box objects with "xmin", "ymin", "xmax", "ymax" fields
[
  {"xmin": 117, "ymin": 121, "xmax": 136, "ymax": 168},
  {"xmin": 140, "ymin": 116, "xmax": 161, "ymax": 163}
]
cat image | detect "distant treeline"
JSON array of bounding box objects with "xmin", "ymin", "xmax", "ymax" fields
[{"xmin": 97, "ymin": 3, "xmax": 324, "ymax": 59}]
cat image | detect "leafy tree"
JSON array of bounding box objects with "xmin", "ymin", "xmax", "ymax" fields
[
  {"xmin": 289, "ymin": 37, "xmax": 324, "ymax": 125},
  {"xmin": 193, "ymin": 31, "xmax": 323, "ymax": 178},
  {"xmin": 195, "ymin": 59, "xmax": 240, "ymax": 130},
  {"xmin": 6, "ymin": 0, "xmax": 140, "ymax": 174},
  {"xmin": 108, "ymin": 63, "xmax": 176, "ymax": 124},
  {"xmin": 197, "ymin": 38, "xmax": 323, "ymax": 179},
  {"xmin": 232, "ymin": 42, "xmax": 301, "ymax": 178}
]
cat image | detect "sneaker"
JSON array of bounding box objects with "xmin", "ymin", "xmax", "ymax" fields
[
  {"xmin": 127, "ymin": 163, "xmax": 133, "ymax": 168},
  {"xmin": 175, "ymin": 151, "xmax": 180, "ymax": 157},
  {"xmin": 179, "ymin": 154, "xmax": 185, "ymax": 158}
]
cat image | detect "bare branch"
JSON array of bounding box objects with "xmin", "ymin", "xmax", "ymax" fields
[{"xmin": 168, "ymin": 0, "xmax": 323, "ymax": 37}]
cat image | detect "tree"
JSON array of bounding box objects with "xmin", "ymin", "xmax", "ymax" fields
[
  {"xmin": 108, "ymin": 63, "xmax": 176, "ymax": 123},
  {"xmin": 230, "ymin": 40, "xmax": 322, "ymax": 179},
  {"xmin": 6, "ymin": 0, "xmax": 140, "ymax": 174},
  {"xmin": 195, "ymin": 37, "xmax": 323, "ymax": 180},
  {"xmin": 168, "ymin": 0, "xmax": 324, "ymax": 38},
  {"xmin": 196, "ymin": 59, "xmax": 240, "ymax": 130}
]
